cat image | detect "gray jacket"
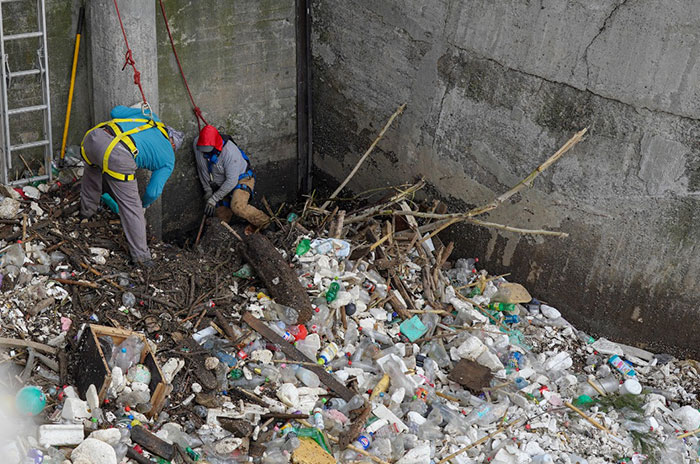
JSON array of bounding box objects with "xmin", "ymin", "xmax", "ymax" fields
[{"xmin": 193, "ymin": 139, "xmax": 249, "ymax": 202}]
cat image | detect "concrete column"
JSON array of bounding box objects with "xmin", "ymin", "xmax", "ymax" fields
[{"xmin": 87, "ymin": 0, "xmax": 162, "ymax": 240}]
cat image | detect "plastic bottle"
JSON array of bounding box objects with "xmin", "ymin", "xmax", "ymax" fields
[
  {"xmin": 362, "ymin": 328, "xmax": 392, "ymax": 345},
  {"xmin": 339, "ymin": 394, "xmax": 365, "ymax": 414},
  {"xmin": 121, "ymin": 292, "xmax": 136, "ymax": 308},
  {"xmin": 609, "ymin": 355, "xmax": 636, "ymax": 377},
  {"xmin": 325, "ymin": 281, "xmax": 340, "ymax": 303},
  {"xmin": 295, "ymin": 366, "xmax": 321, "ymax": 388},
  {"xmin": 295, "ymin": 333, "xmax": 320, "ymax": 360},
  {"xmin": 488, "ymin": 302, "xmax": 516, "ymax": 312},
  {"xmin": 295, "ymin": 239, "xmax": 311, "ymax": 256},
  {"xmin": 269, "ymin": 302, "xmax": 299, "ymax": 325},
  {"xmin": 1, "ymin": 243, "xmax": 25, "ymax": 267},
  {"xmin": 312, "ymin": 408, "xmax": 324, "ymax": 429},
  {"xmin": 111, "ymin": 336, "xmax": 144, "ymax": 372},
  {"xmin": 271, "ymin": 321, "xmax": 295, "ymax": 342},
  {"xmin": 318, "ymin": 342, "xmax": 339, "ymax": 365}
]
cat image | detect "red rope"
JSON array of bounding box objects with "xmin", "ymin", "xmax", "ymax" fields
[
  {"xmin": 158, "ymin": 0, "xmax": 207, "ymax": 130},
  {"xmin": 112, "ymin": 0, "xmax": 147, "ymax": 104}
]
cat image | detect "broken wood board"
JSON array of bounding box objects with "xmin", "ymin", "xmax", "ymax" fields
[
  {"xmin": 292, "ymin": 437, "xmax": 336, "ymax": 464},
  {"xmin": 237, "ymin": 233, "xmax": 313, "ymax": 324},
  {"xmin": 242, "ymin": 312, "xmax": 355, "ymax": 401}
]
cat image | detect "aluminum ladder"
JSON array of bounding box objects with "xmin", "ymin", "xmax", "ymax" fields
[{"xmin": 0, "ymin": 0, "xmax": 53, "ymax": 186}]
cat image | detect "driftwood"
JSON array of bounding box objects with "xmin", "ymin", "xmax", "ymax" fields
[{"xmin": 236, "ymin": 232, "xmax": 313, "ymax": 324}]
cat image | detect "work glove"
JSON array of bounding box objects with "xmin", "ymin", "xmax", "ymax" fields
[
  {"xmin": 204, "ymin": 197, "xmax": 217, "ymax": 217},
  {"xmin": 204, "ymin": 191, "xmax": 213, "ymax": 201}
]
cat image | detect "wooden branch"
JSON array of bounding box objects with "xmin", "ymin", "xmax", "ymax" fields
[
  {"xmin": 0, "ymin": 337, "xmax": 57, "ymax": 355},
  {"xmin": 467, "ymin": 128, "xmax": 587, "ymax": 217},
  {"xmin": 565, "ymin": 402, "xmax": 614, "ymax": 435},
  {"xmin": 345, "ymin": 180, "xmax": 425, "ymax": 224},
  {"xmin": 437, "ymin": 418, "xmax": 523, "ymax": 463},
  {"xmin": 321, "ymin": 103, "xmax": 407, "ymax": 210},
  {"xmin": 466, "ymin": 218, "xmax": 569, "ymax": 237},
  {"xmin": 53, "ymin": 278, "xmax": 98, "ymax": 288}
]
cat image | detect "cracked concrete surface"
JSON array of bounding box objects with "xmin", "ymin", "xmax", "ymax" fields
[{"xmin": 312, "ymin": 0, "xmax": 700, "ymax": 356}]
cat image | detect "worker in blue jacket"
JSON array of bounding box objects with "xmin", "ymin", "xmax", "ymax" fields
[{"xmin": 79, "ymin": 105, "xmax": 184, "ymax": 266}]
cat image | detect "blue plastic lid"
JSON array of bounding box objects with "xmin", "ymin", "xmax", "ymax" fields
[{"xmin": 121, "ymin": 348, "xmax": 127, "ymax": 353}]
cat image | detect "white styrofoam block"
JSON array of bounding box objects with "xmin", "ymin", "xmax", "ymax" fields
[{"xmin": 38, "ymin": 424, "xmax": 84, "ymax": 447}]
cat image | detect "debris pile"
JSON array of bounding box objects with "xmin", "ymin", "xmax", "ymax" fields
[{"xmin": 1, "ymin": 149, "xmax": 700, "ymax": 463}]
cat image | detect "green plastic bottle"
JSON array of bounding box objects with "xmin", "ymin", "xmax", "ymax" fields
[
  {"xmin": 295, "ymin": 238, "xmax": 311, "ymax": 256},
  {"xmin": 325, "ymin": 281, "xmax": 340, "ymax": 303},
  {"xmin": 488, "ymin": 302, "xmax": 515, "ymax": 312}
]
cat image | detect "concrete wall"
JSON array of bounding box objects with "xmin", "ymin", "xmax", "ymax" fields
[
  {"xmin": 311, "ymin": 0, "xmax": 700, "ymax": 357},
  {"xmin": 156, "ymin": 0, "xmax": 298, "ymax": 239}
]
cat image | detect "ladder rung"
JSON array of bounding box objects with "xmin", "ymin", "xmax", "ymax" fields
[
  {"xmin": 9, "ymin": 69, "xmax": 42, "ymax": 78},
  {"xmin": 8, "ymin": 104, "xmax": 47, "ymax": 115},
  {"xmin": 4, "ymin": 31, "xmax": 43, "ymax": 41},
  {"xmin": 10, "ymin": 140, "xmax": 49, "ymax": 151}
]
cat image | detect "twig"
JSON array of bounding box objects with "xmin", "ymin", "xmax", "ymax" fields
[
  {"xmin": 53, "ymin": 278, "xmax": 99, "ymax": 288},
  {"xmin": 564, "ymin": 401, "xmax": 614, "ymax": 435},
  {"xmin": 587, "ymin": 377, "xmax": 607, "ymax": 397},
  {"xmin": 468, "ymin": 128, "xmax": 588, "ymax": 217},
  {"xmin": 437, "ymin": 418, "xmax": 523, "ymax": 463},
  {"xmin": 221, "ymin": 221, "xmax": 243, "ymax": 241},
  {"xmin": 270, "ymin": 359, "xmax": 320, "ymax": 369},
  {"xmin": 194, "ymin": 215, "xmax": 206, "ymax": 247},
  {"xmin": 677, "ymin": 428, "xmax": 700, "ymax": 439},
  {"xmin": 321, "ymin": 103, "xmax": 407, "ymax": 210},
  {"xmin": 466, "ymin": 218, "xmax": 569, "ymax": 237}
]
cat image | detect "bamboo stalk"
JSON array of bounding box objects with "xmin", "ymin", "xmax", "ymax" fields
[
  {"xmin": 321, "ymin": 103, "xmax": 407, "ymax": 211},
  {"xmin": 677, "ymin": 428, "xmax": 700, "ymax": 439},
  {"xmin": 565, "ymin": 402, "xmax": 614, "ymax": 435},
  {"xmin": 466, "ymin": 218, "xmax": 569, "ymax": 237},
  {"xmin": 437, "ymin": 418, "xmax": 523, "ymax": 463},
  {"xmin": 587, "ymin": 377, "xmax": 607, "ymax": 397},
  {"xmin": 467, "ymin": 128, "xmax": 588, "ymax": 217}
]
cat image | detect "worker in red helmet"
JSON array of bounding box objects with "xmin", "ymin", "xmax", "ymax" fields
[{"xmin": 193, "ymin": 125, "xmax": 270, "ymax": 228}]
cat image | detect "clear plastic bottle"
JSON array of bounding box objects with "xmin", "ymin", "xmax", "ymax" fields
[
  {"xmin": 295, "ymin": 366, "xmax": 320, "ymax": 388},
  {"xmin": 362, "ymin": 328, "xmax": 392, "ymax": 345},
  {"xmin": 121, "ymin": 292, "xmax": 136, "ymax": 308},
  {"xmin": 269, "ymin": 302, "xmax": 299, "ymax": 325},
  {"xmin": 1, "ymin": 243, "xmax": 25, "ymax": 267},
  {"xmin": 111, "ymin": 336, "xmax": 144, "ymax": 372},
  {"xmin": 339, "ymin": 394, "xmax": 364, "ymax": 414},
  {"xmin": 270, "ymin": 321, "xmax": 295, "ymax": 342}
]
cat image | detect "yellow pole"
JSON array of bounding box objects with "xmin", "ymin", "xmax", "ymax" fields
[{"xmin": 60, "ymin": 6, "xmax": 84, "ymax": 160}]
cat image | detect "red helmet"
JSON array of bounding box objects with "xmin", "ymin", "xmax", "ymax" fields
[{"xmin": 197, "ymin": 125, "xmax": 223, "ymax": 152}]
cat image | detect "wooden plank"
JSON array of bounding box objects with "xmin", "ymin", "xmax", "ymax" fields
[
  {"xmin": 242, "ymin": 313, "xmax": 355, "ymax": 401},
  {"xmin": 0, "ymin": 337, "xmax": 57, "ymax": 354},
  {"xmin": 131, "ymin": 426, "xmax": 176, "ymax": 460}
]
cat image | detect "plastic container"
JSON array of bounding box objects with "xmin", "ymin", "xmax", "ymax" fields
[
  {"xmin": 609, "ymin": 355, "xmax": 635, "ymax": 377},
  {"xmin": 295, "ymin": 239, "xmax": 311, "ymax": 256},
  {"xmin": 121, "ymin": 292, "xmax": 136, "ymax": 308},
  {"xmin": 111, "ymin": 335, "xmax": 144, "ymax": 373},
  {"xmin": 325, "ymin": 281, "xmax": 340, "ymax": 303},
  {"xmin": 318, "ymin": 342, "xmax": 339, "ymax": 365}
]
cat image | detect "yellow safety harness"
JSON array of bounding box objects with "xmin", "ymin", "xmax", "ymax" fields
[{"xmin": 81, "ymin": 118, "xmax": 169, "ymax": 181}]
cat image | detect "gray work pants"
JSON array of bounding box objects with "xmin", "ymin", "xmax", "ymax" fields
[{"xmin": 80, "ymin": 129, "xmax": 151, "ymax": 262}]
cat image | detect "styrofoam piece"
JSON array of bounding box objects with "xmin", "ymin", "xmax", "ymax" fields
[
  {"xmin": 38, "ymin": 424, "xmax": 84, "ymax": 447},
  {"xmin": 61, "ymin": 397, "xmax": 90, "ymax": 421},
  {"xmin": 71, "ymin": 438, "xmax": 117, "ymax": 464},
  {"xmin": 373, "ymin": 404, "xmax": 408, "ymax": 432}
]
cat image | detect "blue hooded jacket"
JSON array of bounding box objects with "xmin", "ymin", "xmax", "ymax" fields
[{"xmin": 110, "ymin": 106, "xmax": 175, "ymax": 208}]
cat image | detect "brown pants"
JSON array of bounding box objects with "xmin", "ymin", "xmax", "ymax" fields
[{"xmin": 215, "ymin": 177, "xmax": 269, "ymax": 227}]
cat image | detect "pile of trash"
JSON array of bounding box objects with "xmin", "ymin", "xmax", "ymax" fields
[{"xmin": 1, "ymin": 178, "xmax": 700, "ymax": 464}]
